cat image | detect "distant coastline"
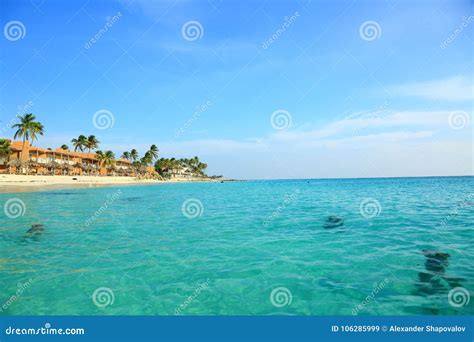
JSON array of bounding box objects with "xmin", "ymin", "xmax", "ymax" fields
[{"xmin": 0, "ymin": 174, "xmax": 226, "ymax": 193}]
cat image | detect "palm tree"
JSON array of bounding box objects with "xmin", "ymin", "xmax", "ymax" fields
[
  {"xmin": 183, "ymin": 156, "xmax": 207, "ymax": 176},
  {"xmin": 0, "ymin": 139, "xmax": 11, "ymax": 172},
  {"xmin": 195, "ymin": 161, "xmax": 208, "ymax": 176},
  {"xmin": 155, "ymin": 157, "xmax": 185, "ymax": 178},
  {"xmin": 12, "ymin": 114, "xmax": 44, "ymax": 150},
  {"xmin": 11, "ymin": 114, "xmax": 44, "ymax": 174},
  {"xmin": 121, "ymin": 151, "xmax": 130, "ymax": 161},
  {"xmin": 85, "ymin": 135, "xmax": 100, "ymax": 153},
  {"xmin": 0, "ymin": 139, "xmax": 11, "ymax": 157},
  {"xmin": 141, "ymin": 151, "xmax": 153, "ymax": 166},
  {"xmin": 60, "ymin": 144, "xmax": 69, "ymax": 150},
  {"xmin": 156, "ymin": 156, "xmax": 207, "ymax": 177},
  {"xmin": 130, "ymin": 149, "xmax": 138, "ymax": 162},
  {"xmin": 191, "ymin": 156, "xmax": 199, "ymax": 168},
  {"xmin": 138, "ymin": 145, "xmax": 159, "ymax": 168},
  {"xmin": 149, "ymin": 144, "xmax": 159, "ymax": 160},
  {"xmin": 71, "ymin": 135, "xmax": 87, "ymax": 152},
  {"xmin": 96, "ymin": 150, "xmax": 115, "ymax": 175}
]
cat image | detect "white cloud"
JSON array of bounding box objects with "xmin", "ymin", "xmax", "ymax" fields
[
  {"xmin": 44, "ymin": 110, "xmax": 472, "ymax": 179},
  {"xmin": 153, "ymin": 110, "xmax": 471, "ymax": 178},
  {"xmin": 389, "ymin": 75, "xmax": 474, "ymax": 101},
  {"xmin": 271, "ymin": 110, "xmax": 453, "ymax": 142}
]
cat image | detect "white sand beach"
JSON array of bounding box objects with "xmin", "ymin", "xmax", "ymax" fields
[{"xmin": 0, "ymin": 174, "xmax": 217, "ymax": 192}]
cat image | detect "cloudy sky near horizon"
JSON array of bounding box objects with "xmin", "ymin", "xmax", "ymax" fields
[{"xmin": 0, "ymin": 0, "xmax": 472, "ymax": 179}]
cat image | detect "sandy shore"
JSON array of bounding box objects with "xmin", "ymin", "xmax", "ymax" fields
[{"xmin": 0, "ymin": 174, "xmax": 217, "ymax": 192}]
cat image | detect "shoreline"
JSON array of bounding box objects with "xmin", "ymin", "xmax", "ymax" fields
[{"xmin": 0, "ymin": 174, "xmax": 223, "ymax": 193}]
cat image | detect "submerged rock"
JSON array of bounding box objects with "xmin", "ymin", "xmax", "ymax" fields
[
  {"xmin": 27, "ymin": 224, "xmax": 45, "ymax": 234},
  {"xmin": 414, "ymin": 249, "xmax": 456, "ymax": 297},
  {"xmin": 422, "ymin": 249, "xmax": 450, "ymax": 273},
  {"xmin": 323, "ymin": 216, "xmax": 344, "ymax": 229},
  {"xmin": 121, "ymin": 197, "xmax": 142, "ymax": 202}
]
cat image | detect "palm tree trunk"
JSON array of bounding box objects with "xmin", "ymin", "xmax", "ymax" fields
[{"xmin": 21, "ymin": 138, "xmax": 27, "ymax": 175}]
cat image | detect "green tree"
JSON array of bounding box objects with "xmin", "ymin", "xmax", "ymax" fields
[
  {"xmin": 121, "ymin": 151, "xmax": 131, "ymax": 161},
  {"xmin": 95, "ymin": 150, "xmax": 115, "ymax": 168},
  {"xmin": 130, "ymin": 149, "xmax": 139, "ymax": 162},
  {"xmin": 0, "ymin": 139, "xmax": 12, "ymax": 173},
  {"xmin": 141, "ymin": 151, "xmax": 153, "ymax": 166},
  {"xmin": 0, "ymin": 139, "xmax": 11, "ymax": 160},
  {"xmin": 149, "ymin": 144, "xmax": 159, "ymax": 160},
  {"xmin": 71, "ymin": 135, "xmax": 88, "ymax": 152},
  {"xmin": 11, "ymin": 114, "xmax": 44, "ymax": 174},
  {"xmin": 85, "ymin": 135, "xmax": 100, "ymax": 152},
  {"xmin": 12, "ymin": 113, "xmax": 44, "ymax": 150}
]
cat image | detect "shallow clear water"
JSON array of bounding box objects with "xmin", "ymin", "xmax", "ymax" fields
[{"xmin": 0, "ymin": 177, "xmax": 472, "ymax": 315}]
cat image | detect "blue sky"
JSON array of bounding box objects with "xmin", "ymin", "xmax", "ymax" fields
[{"xmin": 0, "ymin": 0, "xmax": 472, "ymax": 179}]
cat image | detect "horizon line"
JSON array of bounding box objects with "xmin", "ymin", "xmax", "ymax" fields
[{"xmin": 236, "ymin": 175, "xmax": 474, "ymax": 181}]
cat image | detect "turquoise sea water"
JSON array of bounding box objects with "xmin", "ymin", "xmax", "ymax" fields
[{"xmin": 0, "ymin": 177, "xmax": 472, "ymax": 315}]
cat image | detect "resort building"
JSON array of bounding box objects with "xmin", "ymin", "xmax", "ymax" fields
[
  {"xmin": 167, "ymin": 167, "xmax": 194, "ymax": 179},
  {"xmin": 0, "ymin": 140, "xmax": 154, "ymax": 177}
]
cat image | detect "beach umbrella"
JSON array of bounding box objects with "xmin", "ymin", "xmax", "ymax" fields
[
  {"xmin": 46, "ymin": 161, "xmax": 60, "ymax": 174},
  {"xmin": 20, "ymin": 160, "xmax": 35, "ymax": 174},
  {"xmin": 63, "ymin": 163, "xmax": 74, "ymax": 175},
  {"xmin": 81, "ymin": 164, "xmax": 91, "ymax": 175},
  {"xmin": 46, "ymin": 161, "xmax": 60, "ymax": 168},
  {"xmin": 7, "ymin": 159, "xmax": 22, "ymax": 167},
  {"xmin": 7, "ymin": 159, "xmax": 22, "ymax": 174}
]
